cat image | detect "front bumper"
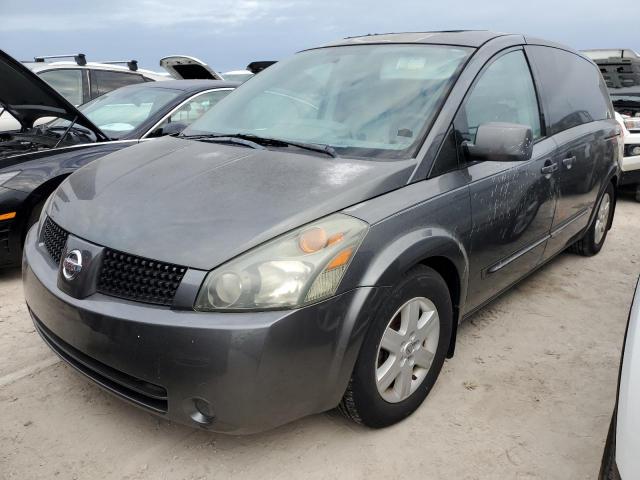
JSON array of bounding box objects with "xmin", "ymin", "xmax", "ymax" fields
[
  {"xmin": 620, "ymin": 134, "xmax": 640, "ymax": 185},
  {"xmin": 0, "ymin": 186, "xmax": 29, "ymax": 267},
  {"xmin": 23, "ymin": 226, "xmax": 386, "ymax": 434}
]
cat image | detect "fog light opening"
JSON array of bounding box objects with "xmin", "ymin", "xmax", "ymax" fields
[{"xmin": 187, "ymin": 398, "xmax": 215, "ymax": 426}]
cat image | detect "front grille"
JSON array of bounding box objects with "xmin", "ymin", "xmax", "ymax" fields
[
  {"xmin": 41, "ymin": 217, "xmax": 68, "ymax": 264},
  {"xmin": 31, "ymin": 311, "xmax": 168, "ymax": 413},
  {"xmin": 97, "ymin": 249, "xmax": 187, "ymax": 306}
]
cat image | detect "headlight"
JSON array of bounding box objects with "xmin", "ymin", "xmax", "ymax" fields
[
  {"xmin": 0, "ymin": 171, "xmax": 20, "ymax": 186},
  {"xmin": 195, "ymin": 213, "xmax": 368, "ymax": 311},
  {"xmin": 624, "ymin": 117, "xmax": 640, "ymax": 132}
]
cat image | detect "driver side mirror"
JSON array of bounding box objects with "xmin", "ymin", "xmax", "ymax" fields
[
  {"xmin": 463, "ymin": 122, "xmax": 533, "ymax": 162},
  {"xmin": 149, "ymin": 121, "xmax": 188, "ymax": 138}
]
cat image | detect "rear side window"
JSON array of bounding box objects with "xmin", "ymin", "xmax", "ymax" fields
[
  {"xmin": 526, "ymin": 46, "xmax": 613, "ymax": 134},
  {"xmin": 91, "ymin": 70, "xmax": 145, "ymax": 98},
  {"xmin": 39, "ymin": 69, "xmax": 83, "ymax": 106},
  {"xmin": 454, "ymin": 50, "xmax": 542, "ymax": 145}
]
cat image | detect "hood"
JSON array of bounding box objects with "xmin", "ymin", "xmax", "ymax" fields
[
  {"xmin": 50, "ymin": 137, "xmax": 415, "ymax": 270},
  {"xmin": 0, "ymin": 49, "xmax": 107, "ymax": 140}
]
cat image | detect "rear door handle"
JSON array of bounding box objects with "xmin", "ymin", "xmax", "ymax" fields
[
  {"xmin": 541, "ymin": 161, "xmax": 559, "ymax": 175},
  {"xmin": 562, "ymin": 156, "xmax": 576, "ymax": 170}
]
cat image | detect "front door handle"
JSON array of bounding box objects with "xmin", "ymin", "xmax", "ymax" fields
[
  {"xmin": 562, "ymin": 156, "xmax": 576, "ymax": 170},
  {"xmin": 541, "ymin": 161, "xmax": 559, "ymax": 175}
]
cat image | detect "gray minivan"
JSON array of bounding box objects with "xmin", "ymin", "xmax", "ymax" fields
[{"xmin": 23, "ymin": 31, "xmax": 620, "ymax": 434}]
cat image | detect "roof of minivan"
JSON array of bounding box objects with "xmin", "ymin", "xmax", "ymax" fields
[{"xmin": 322, "ymin": 30, "xmax": 508, "ymax": 48}]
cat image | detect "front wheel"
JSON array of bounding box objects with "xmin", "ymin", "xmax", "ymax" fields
[
  {"xmin": 338, "ymin": 266, "xmax": 452, "ymax": 428},
  {"xmin": 570, "ymin": 182, "xmax": 614, "ymax": 257}
]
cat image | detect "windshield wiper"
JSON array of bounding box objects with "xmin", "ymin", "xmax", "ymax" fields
[{"xmin": 182, "ymin": 133, "xmax": 338, "ymax": 158}]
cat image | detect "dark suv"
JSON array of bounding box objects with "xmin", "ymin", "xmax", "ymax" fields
[{"xmin": 23, "ymin": 31, "xmax": 620, "ymax": 434}]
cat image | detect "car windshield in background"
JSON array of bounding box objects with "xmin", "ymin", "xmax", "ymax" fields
[
  {"xmin": 80, "ymin": 86, "xmax": 182, "ymax": 138},
  {"xmin": 49, "ymin": 86, "xmax": 183, "ymax": 139},
  {"xmin": 184, "ymin": 45, "xmax": 472, "ymax": 159}
]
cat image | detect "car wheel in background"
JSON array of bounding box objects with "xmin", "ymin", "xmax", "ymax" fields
[
  {"xmin": 338, "ymin": 265, "xmax": 452, "ymax": 428},
  {"xmin": 570, "ymin": 182, "xmax": 615, "ymax": 257}
]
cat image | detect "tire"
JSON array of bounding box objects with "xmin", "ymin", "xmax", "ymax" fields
[
  {"xmin": 338, "ymin": 265, "xmax": 453, "ymax": 428},
  {"xmin": 635, "ymin": 185, "xmax": 640, "ymax": 203},
  {"xmin": 570, "ymin": 182, "xmax": 615, "ymax": 257}
]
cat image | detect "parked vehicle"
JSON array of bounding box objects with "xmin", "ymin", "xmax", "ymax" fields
[
  {"xmin": 0, "ymin": 53, "xmax": 222, "ymax": 132},
  {"xmin": 0, "ymin": 49, "xmax": 237, "ymax": 267},
  {"xmin": 220, "ymin": 70, "xmax": 254, "ymax": 83},
  {"xmin": 584, "ymin": 49, "xmax": 640, "ymax": 200},
  {"xmin": 221, "ymin": 61, "xmax": 277, "ymax": 83},
  {"xmin": 599, "ymin": 277, "xmax": 640, "ymax": 480},
  {"xmin": 27, "ymin": 54, "xmax": 170, "ymax": 105},
  {"xmin": 159, "ymin": 55, "xmax": 222, "ymax": 81},
  {"xmin": 24, "ymin": 31, "xmax": 620, "ymax": 434}
]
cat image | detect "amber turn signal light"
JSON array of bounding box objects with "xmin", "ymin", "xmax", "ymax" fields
[{"xmin": 326, "ymin": 247, "xmax": 354, "ymax": 270}]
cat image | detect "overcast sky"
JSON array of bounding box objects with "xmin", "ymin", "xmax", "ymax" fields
[{"xmin": 1, "ymin": 0, "xmax": 638, "ymax": 73}]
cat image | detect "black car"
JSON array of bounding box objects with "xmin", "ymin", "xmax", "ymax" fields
[
  {"xmin": 24, "ymin": 31, "xmax": 620, "ymax": 434},
  {"xmin": 0, "ymin": 49, "xmax": 237, "ymax": 267}
]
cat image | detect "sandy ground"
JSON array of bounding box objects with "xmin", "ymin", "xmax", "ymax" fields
[{"xmin": 1, "ymin": 196, "xmax": 639, "ymax": 480}]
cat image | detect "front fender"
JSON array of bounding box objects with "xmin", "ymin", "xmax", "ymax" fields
[
  {"xmin": 339, "ymin": 177, "xmax": 472, "ymax": 324},
  {"xmin": 362, "ymin": 227, "xmax": 467, "ymax": 286}
]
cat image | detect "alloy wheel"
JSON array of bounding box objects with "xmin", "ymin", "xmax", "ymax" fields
[
  {"xmin": 375, "ymin": 297, "xmax": 440, "ymax": 403},
  {"xmin": 594, "ymin": 192, "xmax": 611, "ymax": 245}
]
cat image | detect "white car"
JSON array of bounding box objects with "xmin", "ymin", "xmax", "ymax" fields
[
  {"xmin": 583, "ymin": 49, "xmax": 640, "ymax": 200},
  {"xmin": 221, "ymin": 61, "xmax": 277, "ymax": 83},
  {"xmin": 0, "ymin": 54, "xmax": 167, "ymax": 132},
  {"xmin": 614, "ymin": 112, "xmax": 640, "ymax": 200},
  {"xmin": 0, "ymin": 54, "xmax": 221, "ymax": 132},
  {"xmin": 600, "ymin": 277, "xmax": 640, "ymax": 479},
  {"xmin": 221, "ymin": 69, "xmax": 254, "ymax": 83}
]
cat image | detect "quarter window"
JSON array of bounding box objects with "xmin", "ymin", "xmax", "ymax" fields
[
  {"xmin": 39, "ymin": 69, "xmax": 83, "ymax": 106},
  {"xmin": 455, "ymin": 50, "xmax": 542, "ymax": 147}
]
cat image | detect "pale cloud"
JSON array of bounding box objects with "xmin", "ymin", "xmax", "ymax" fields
[
  {"xmin": 1, "ymin": 0, "xmax": 638, "ymax": 72},
  {"xmin": 1, "ymin": 0, "xmax": 301, "ymax": 31}
]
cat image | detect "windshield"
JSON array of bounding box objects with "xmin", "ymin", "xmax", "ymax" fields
[
  {"xmin": 184, "ymin": 44, "xmax": 472, "ymax": 159},
  {"xmin": 50, "ymin": 85, "xmax": 182, "ymax": 139}
]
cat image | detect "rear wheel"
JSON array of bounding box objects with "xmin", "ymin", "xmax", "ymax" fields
[
  {"xmin": 338, "ymin": 266, "xmax": 452, "ymax": 428},
  {"xmin": 570, "ymin": 182, "xmax": 614, "ymax": 257}
]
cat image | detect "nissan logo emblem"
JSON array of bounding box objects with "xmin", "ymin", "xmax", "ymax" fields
[{"xmin": 62, "ymin": 250, "xmax": 83, "ymax": 280}]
